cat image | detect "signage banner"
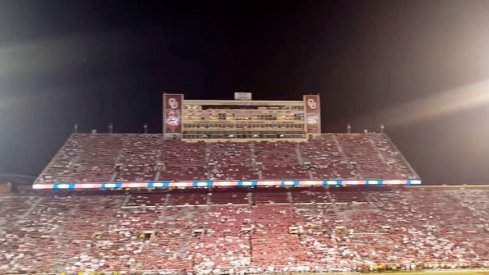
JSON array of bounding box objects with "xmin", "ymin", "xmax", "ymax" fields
[
  {"xmin": 163, "ymin": 93, "xmax": 183, "ymax": 134},
  {"xmin": 304, "ymin": 95, "xmax": 321, "ymax": 133}
]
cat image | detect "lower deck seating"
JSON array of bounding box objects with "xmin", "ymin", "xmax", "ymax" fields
[
  {"xmin": 2, "ymin": 188, "xmax": 489, "ymax": 273},
  {"xmin": 209, "ymin": 190, "xmax": 249, "ymax": 204},
  {"xmin": 329, "ymin": 189, "xmax": 368, "ymax": 202},
  {"xmin": 251, "ymin": 189, "xmax": 290, "ymax": 204},
  {"xmin": 167, "ymin": 190, "xmax": 208, "ymax": 205},
  {"xmin": 125, "ymin": 192, "xmax": 167, "ymax": 207},
  {"xmin": 290, "ymin": 188, "xmax": 329, "ymax": 203}
]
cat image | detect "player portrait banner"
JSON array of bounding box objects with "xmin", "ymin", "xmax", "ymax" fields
[
  {"xmin": 304, "ymin": 95, "xmax": 321, "ymax": 134},
  {"xmin": 163, "ymin": 93, "xmax": 183, "ymax": 134}
]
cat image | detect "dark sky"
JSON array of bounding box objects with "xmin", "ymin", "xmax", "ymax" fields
[{"xmin": 1, "ymin": 0, "xmax": 489, "ymax": 184}]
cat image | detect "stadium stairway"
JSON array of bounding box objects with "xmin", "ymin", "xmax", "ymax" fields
[
  {"xmin": 153, "ymin": 149, "xmax": 163, "ymax": 182},
  {"xmin": 287, "ymin": 191, "xmax": 293, "ymax": 203},
  {"xmin": 295, "ymin": 144, "xmax": 313, "ymax": 180},
  {"xmin": 204, "ymin": 144, "xmax": 211, "ymax": 179},
  {"xmin": 294, "ymin": 145, "xmax": 304, "ymax": 165},
  {"xmin": 334, "ymin": 135, "xmax": 365, "ymax": 178},
  {"xmin": 17, "ymin": 196, "xmax": 42, "ymax": 222},
  {"xmin": 110, "ymin": 150, "xmax": 123, "ymax": 182},
  {"xmin": 368, "ymin": 136, "xmax": 389, "ymax": 167},
  {"xmin": 384, "ymin": 134, "xmax": 419, "ymax": 178},
  {"xmin": 250, "ymin": 142, "xmax": 262, "ymax": 180}
]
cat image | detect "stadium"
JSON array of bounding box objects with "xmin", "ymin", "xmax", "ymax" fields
[
  {"xmin": 1, "ymin": 93, "xmax": 489, "ymax": 275},
  {"xmin": 4, "ymin": 1, "xmax": 489, "ymax": 275}
]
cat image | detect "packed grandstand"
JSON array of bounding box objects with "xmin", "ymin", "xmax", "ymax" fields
[
  {"xmin": 34, "ymin": 132, "xmax": 418, "ymax": 187},
  {"xmin": 2, "ymin": 94, "xmax": 488, "ymax": 274},
  {"xmin": 2, "ymin": 186, "xmax": 489, "ymax": 274}
]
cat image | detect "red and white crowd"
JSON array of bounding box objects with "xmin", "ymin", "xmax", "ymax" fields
[
  {"xmin": 1, "ymin": 187, "xmax": 489, "ymax": 274},
  {"xmin": 36, "ymin": 133, "xmax": 418, "ymax": 185}
]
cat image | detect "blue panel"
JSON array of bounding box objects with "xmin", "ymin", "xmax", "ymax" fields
[
  {"xmin": 366, "ymin": 180, "xmax": 382, "ymax": 185},
  {"xmin": 281, "ymin": 180, "xmax": 299, "ymax": 186},
  {"xmin": 238, "ymin": 180, "xmax": 257, "ymax": 187},
  {"xmin": 192, "ymin": 181, "xmax": 213, "ymax": 188},
  {"xmin": 53, "ymin": 183, "xmax": 76, "ymax": 189},
  {"xmin": 102, "ymin": 182, "xmax": 122, "ymax": 189},
  {"xmin": 407, "ymin": 179, "xmax": 422, "ymax": 185},
  {"xmin": 323, "ymin": 180, "xmax": 342, "ymax": 186},
  {"xmin": 147, "ymin": 182, "xmax": 170, "ymax": 188}
]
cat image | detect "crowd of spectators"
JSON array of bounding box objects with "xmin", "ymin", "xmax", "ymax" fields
[
  {"xmin": 254, "ymin": 141, "xmax": 310, "ymax": 180},
  {"xmin": 205, "ymin": 142, "xmax": 257, "ymax": 181},
  {"xmin": 115, "ymin": 135, "xmax": 162, "ymax": 182},
  {"xmin": 1, "ymin": 187, "xmax": 489, "ymax": 274},
  {"xmin": 36, "ymin": 133, "xmax": 418, "ymax": 185}
]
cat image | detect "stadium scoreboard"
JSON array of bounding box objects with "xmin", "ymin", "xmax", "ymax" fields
[{"xmin": 163, "ymin": 93, "xmax": 321, "ymax": 141}]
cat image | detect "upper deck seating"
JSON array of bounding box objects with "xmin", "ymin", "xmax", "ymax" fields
[
  {"xmin": 115, "ymin": 135, "xmax": 162, "ymax": 182},
  {"xmin": 158, "ymin": 140, "xmax": 207, "ymax": 181},
  {"xmin": 35, "ymin": 133, "xmax": 419, "ymax": 185},
  {"xmin": 206, "ymin": 142, "xmax": 258, "ymax": 180},
  {"xmin": 369, "ymin": 134, "xmax": 418, "ymax": 179},
  {"xmin": 300, "ymin": 134, "xmax": 356, "ymax": 179},
  {"xmin": 254, "ymin": 141, "xmax": 310, "ymax": 180},
  {"xmin": 39, "ymin": 134, "xmax": 124, "ymax": 183}
]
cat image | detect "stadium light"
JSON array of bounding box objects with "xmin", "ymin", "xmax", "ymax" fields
[{"xmin": 367, "ymin": 79, "xmax": 489, "ymax": 126}]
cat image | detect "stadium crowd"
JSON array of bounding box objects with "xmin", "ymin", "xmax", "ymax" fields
[
  {"xmin": 1, "ymin": 187, "xmax": 489, "ymax": 274},
  {"xmin": 36, "ymin": 133, "xmax": 418, "ymax": 185}
]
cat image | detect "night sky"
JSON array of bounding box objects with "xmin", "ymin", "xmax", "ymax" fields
[{"xmin": 1, "ymin": 0, "xmax": 489, "ymax": 184}]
